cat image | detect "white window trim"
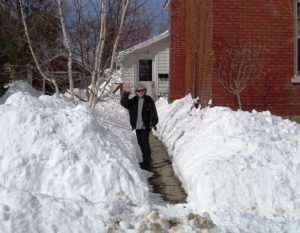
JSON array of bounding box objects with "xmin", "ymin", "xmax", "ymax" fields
[
  {"xmin": 135, "ymin": 54, "xmax": 154, "ymax": 83},
  {"xmin": 291, "ymin": 77, "xmax": 300, "ymax": 83}
]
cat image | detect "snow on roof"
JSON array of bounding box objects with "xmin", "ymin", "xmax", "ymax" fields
[{"xmin": 118, "ymin": 31, "xmax": 169, "ymax": 57}]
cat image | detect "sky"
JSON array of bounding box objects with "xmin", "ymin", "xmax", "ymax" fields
[
  {"xmin": 147, "ymin": 0, "xmax": 167, "ymax": 10},
  {"xmin": 146, "ymin": 0, "xmax": 169, "ymax": 36}
]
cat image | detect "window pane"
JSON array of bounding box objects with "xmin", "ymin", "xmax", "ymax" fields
[{"xmin": 139, "ymin": 60, "xmax": 152, "ymax": 81}]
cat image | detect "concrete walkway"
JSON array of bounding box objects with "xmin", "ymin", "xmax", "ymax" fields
[{"xmin": 148, "ymin": 134, "xmax": 187, "ymax": 204}]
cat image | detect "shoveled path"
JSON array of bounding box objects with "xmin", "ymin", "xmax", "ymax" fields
[{"xmin": 148, "ymin": 134, "xmax": 187, "ymax": 204}]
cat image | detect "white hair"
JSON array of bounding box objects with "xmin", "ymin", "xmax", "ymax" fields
[{"xmin": 135, "ymin": 83, "xmax": 147, "ymax": 93}]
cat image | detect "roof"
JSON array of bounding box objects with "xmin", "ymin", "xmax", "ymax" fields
[
  {"xmin": 118, "ymin": 31, "xmax": 169, "ymax": 57},
  {"xmin": 44, "ymin": 53, "xmax": 92, "ymax": 71}
]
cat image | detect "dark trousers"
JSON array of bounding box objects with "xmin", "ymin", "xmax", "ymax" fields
[{"xmin": 136, "ymin": 129, "xmax": 151, "ymax": 169}]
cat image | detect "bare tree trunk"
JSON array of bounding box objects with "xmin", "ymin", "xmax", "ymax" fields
[
  {"xmin": 88, "ymin": 0, "xmax": 107, "ymax": 108},
  {"xmin": 42, "ymin": 77, "xmax": 46, "ymax": 94},
  {"xmin": 237, "ymin": 92, "xmax": 242, "ymax": 110},
  {"xmin": 73, "ymin": 0, "xmax": 89, "ymax": 100},
  {"xmin": 18, "ymin": 0, "xmax": 59, "ymax": 95},
  {"xmin": 67, "ymin": 50, "xmax": 74, "ymax": 100},
  {"xmin": 56, "ymin": 0, "xmax": 74, "ymax": 101},
  {"xmin": 91, "ymin": 0, "xmax": 130, "ymax": 111}
]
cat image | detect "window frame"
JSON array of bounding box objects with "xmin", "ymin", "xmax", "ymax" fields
[{"xmin": 138, "ymin": 59, "xmax": 153, "ymax": 82}]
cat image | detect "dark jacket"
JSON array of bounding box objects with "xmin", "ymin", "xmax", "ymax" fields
[{"xmin": 120, "ymin": 92, "xmax": 158, "ymax": 130}]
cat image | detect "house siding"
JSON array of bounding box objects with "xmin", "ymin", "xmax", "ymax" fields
[
  {"xmin": 158, "ymin": 47, "xmax": 169, "ymax": 96},
  {"xmin": 120, "ymin": 37, "xmax": 169, "ymax": 98},
  {"xmin": 169, "ymin": 0, "xmax": 300, "ymax": 115},
  {"xmin": 121, "ymin": 57, "xmax": 135, "ymax": 89},
  {"xmin": 158, "ymin": 48, "xmax": 169, "ymax": 73}
]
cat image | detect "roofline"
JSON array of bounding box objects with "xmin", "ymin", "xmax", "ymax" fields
[
  {"xmin": 118, "ymin": 31, "xmax": 169, "ymax": 57},
  {"xmin": 43, "ymin": 53, "xmax": 91, "ymax": 71}
]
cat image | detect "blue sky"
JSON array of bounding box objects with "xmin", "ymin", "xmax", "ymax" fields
[
  {"xmin": 146, "ymin": 0, "xmax": 168, "ymax": 36},
  {"xmin": 147, "ymin": 0, "xmax": 166, "ymax": 10}
]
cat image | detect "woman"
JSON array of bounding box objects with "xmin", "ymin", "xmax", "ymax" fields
[{"xmin": 120, "ymin": 83, "xmax": 158, "ymax": 170}]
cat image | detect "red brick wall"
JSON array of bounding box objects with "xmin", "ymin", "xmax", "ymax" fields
[
  {"xmin": 169, "ymin": 0, "xmax": 300, "ymax": 115},
  {"xmin": 212, "ymin": 0, "xmax": 299, "ymax": 115},
  {"xmin": 168, "ymin": 0, "xmax": 186, "ymax": 102},
  {"xmin": 185, "ymin": 0, "xmax": 213, "ymax": 106}
]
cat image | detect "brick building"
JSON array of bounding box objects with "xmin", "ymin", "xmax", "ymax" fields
[{"xmin": 167, "ymin": 0, "xmax": 300, "ymax": 115}]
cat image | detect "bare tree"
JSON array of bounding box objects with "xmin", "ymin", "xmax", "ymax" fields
[
  {"xmin": 19, "ymin": 0, "xmax": 159, "ymax": 109},
  {"xmin": 56, "ymin": 0, "xmax": 74, "ymax": 101},
  {"xmin": 53, "ymin": 0, "xmax": 158, "ymax": 107},
  {"xmin": 88, "ymin": 0, "xmax": 107, "ymax": 109},
  {"xmin": 214, "ymin": 40, "xmax": 266, "ymax": 110},
  {"xmin": 88, "ymin": 0, "xmax": 130, "ymax": 111},
  {"xmin": 18, "ymin": 0, "xmax": 60, "ymax": 95},
  {"xmin": 60, "ymin": 0, "xmax": 133, "ymax": 108},
  {"xmin": 91, "ymin": 0, "xmax": 130, "ymax": 110},
  {"xmin": 120, "ymin": 0, "xmax": 153, "ymax": 49}
]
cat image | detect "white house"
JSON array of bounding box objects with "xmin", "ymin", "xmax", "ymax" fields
[{"xmin": 117, "ymin": 31, "xmax": 169, "ymax": 100}]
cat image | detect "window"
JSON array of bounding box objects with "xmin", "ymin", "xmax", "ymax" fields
[
  {"xmin": 296, "ymin": 1, "xmax": 300, "ymax": 76},
  {"xmin": 139, "ymin": 59, "xmax": 152, "ymax": 81}
]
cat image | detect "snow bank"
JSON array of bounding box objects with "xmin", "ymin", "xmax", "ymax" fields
[
  {"xmin": 99, "ymin": 69, "xmax": 123, "ymax": 97},
  {"xmin": 67, "ymin": 70, "xmax": 123, "ymax": 101},
  {"xmin": 6, "ymin": 80, "xmax": 300, "ymax": 232},
  {"xmin": 0, "ymin": 87, "xmax": 149, "ymax": 204},
  {"xmin": 0, "ymin": 82, "xmax": 221, "ymax": 233},
  {"xmin": 155, "ymin": 95, "xmax": 300, "ymax": 231},
  {"xmin": 0, "ymin": 81, "xmax": 41, "ymax": 105},
  {"xmin": 0, "ymin": 185, "xmax": 107, "ymax": 232}
]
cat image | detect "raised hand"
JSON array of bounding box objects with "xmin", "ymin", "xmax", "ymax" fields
[{"xmin": 123, "ymin": 83, "xmax": 131, "ymax": 92}]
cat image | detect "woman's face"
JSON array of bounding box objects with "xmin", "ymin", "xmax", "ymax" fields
[{"xmin": 136, "ymin": 88, "xmax": 145, "ymax": 97}]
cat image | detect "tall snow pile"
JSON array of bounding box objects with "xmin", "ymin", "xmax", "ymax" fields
[
  {"xmin": 3, "ymin": 81, "xmax": 300, "ymax": 232},
  {"xmin": 0, "ymin": 83, "xmax": 222, "ymax": 233},
  {"xmin": 0, "ymin": 82, "xmax": 154, "ymax": 232},
  {"xmin": 0, "ymin": 81, "xmax": 41, "ymax": 104},
  {"xmin": 155, "ymin": 95, "xmax": 300, "ymax": 226},
  {"xmin": 0, "ymin": 83, "xmax": 148, "ymax": 203},
  {"xmin": 64, "ymin": 69, "xmax": 122, "ymax": 101}
]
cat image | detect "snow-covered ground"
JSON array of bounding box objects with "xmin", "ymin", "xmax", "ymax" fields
[
  {"xmin": 0, "ymin": 82, "xmax": 216, "ymax": 233},
  {"xmin": 1, "ymin": 81, "xmax": 300, "ymax": 232},
  {"xmin": 155, "ymin": 95, "xmax": 300, "ymax": 233}
]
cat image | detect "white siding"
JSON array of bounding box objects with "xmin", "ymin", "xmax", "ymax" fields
[
  {"xmin": 158, "ymin": 48, "xmax": 169, "ymax": 73},
  {"xmin": 119, "ymin": 36, "xmax": 169, "ymax": 98},
  {"xmin": 121, "ymin": 57, "xmax": 135, "ymax": 92},
  {"xmin": 157, "ymin": 80, "xmax": 168, "ymax": 97},
  {"xmin": 157, "ymin": 46, "xmax": 169, "ymax": 96}
]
